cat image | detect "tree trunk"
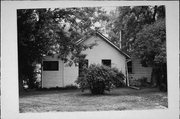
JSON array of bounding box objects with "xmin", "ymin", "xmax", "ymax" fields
[
  {"xmin": 159, "ymin": 63, "xmax": 167, "ymax": 91},
  {"xmin": 19, "ymin": 74, "xmax": 25, "ymax": 93},
  {"xmin": 152, "ymin": 6, "xmax": 158, "ymax": 22},
  {"xmin": 151, "ymin": 66, "xmax": 158, "ymax": 87},
  {"xmin": 151, "ymin": 63, "xmax": 167, "ymax": 91}
]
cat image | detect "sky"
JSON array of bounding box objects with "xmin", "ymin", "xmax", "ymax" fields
[
  {"xmin": 94, "ymin": 6, "xmax": 117, "ymax": 37},
  {"xmin": 102, "ymin": 6, "xmax": 117, "ymax": 13}
]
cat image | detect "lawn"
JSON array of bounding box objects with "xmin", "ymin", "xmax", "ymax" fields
[{"xmin": 19, "ymin": 88, "xmax": 168, "ymax": 113}]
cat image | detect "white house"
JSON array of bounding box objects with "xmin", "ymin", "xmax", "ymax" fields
[
  {"xmin": 41, "ymin": 32, "xmax": 153, "ymax": 88},
  {"xmin": 41, "ymin": 32, "xmax": 130, "ymax": 88}
]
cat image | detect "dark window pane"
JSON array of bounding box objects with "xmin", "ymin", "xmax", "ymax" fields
[
  {"xmin": 43, "ymin": 61, "xmax": 59, "ymax": 71},
  {"xmin": 127, "ymin": 61, "xmax": 132, "ymax": 73},
  {"xmin": 102, "ymin": 59, "xmax": 111, "ymax": 67},
  {"xmin": 79, "ymin": 59, "xmax": 88, "ymax": 76}
]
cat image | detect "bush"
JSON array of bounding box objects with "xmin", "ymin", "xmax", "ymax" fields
[
  {"xmin": 75, "ymin": 64, "xmax": 125, "ymax": 94},
  {"xmin": 139, "ymin": 77, "xmax": 149, "ymax": 87},
  {"xmin": 64, "ymin": 84, "xmax": 78, "ymax": 89},
  {"xmin": 129, "ymin": 77, "xmax": 151, "ymax": 88},
  {"xmin": 36, "ymin": 85, "xmax": 78, "ymax": 91}
]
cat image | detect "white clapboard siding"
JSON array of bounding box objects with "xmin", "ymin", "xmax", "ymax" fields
[
  {"xmin": 42, "ymin": 55, "xmax": 64, "ymax": 88},
  {"xmin": 63, "ymin": 63, "xmax": 79, "ymax": 86},
  {"xmin": 82, "ymin": 36, "xmax": 126, "ymax": 75},
  {"xmin": 42, "ymin": 34, "xmax": 128, "ymax": 88},
  {"xmin": 129, "ymin": 57, "xmax": 152, "ymax": 82}
]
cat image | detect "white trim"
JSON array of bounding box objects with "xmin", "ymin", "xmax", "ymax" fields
[
  {"xmin": 76, "ymin": 31, "xmax": 130, "ymax": 59},
  {"xmin": 96, "ymin": 32, "xmax": 130, "ymax": 58},
  {"xmin": 62, "ymin": 61, "xmax": 64, "ymax": 87},
  {"xmin": 126, "ymin": 60, "xmax": 130, "ymax": 86},
  {"xmin": 41, "ymin": 61, "xmax": 43, "ymax": 88}
]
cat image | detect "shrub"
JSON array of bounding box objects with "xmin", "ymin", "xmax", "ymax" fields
[
  {"xmin": 64, "ymin": 84, "xmax": 78, "ymax": 89},
  {"xmin": 75, "ymin": 64, "xmax": 125, "ymax": 94},
  {"xmin": 36, "ymin": 85, "xmax": 78, "ymax": 91},
  {"xmin": 139, "ymin": 77, "xmax": 149, "ymax": 87},
  {"xmin": 129, "ymin": 77, "xmax": 151, "ymax": 87}
]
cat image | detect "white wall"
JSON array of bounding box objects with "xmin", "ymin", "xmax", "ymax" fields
[
  {"xmin": 128, "ymin": 57, "xmax": 152, "ymax": 82},
  {"xmin": 42, "ymin": 55, "xmax": 64, "ymax": 88},
  {"xmin": 42, "ymin": 36, "xmax": 127, "ymax": 88},
  {"xmin": 42, "ymin": 55, "xmax": 79, "ymax": 88},
  {"xmin": 63, "ymin": 63, "xmax": 79, "ymax": 86},
  {"xmin": 82, "ymin": 36, "xmax": 126, "ymax": 75}
]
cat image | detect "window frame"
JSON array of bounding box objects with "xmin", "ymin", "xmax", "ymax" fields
[
  {"xmin": 43, "ymin": 61, "xmax": 59, "ymax": 71},
  {"xmin": 102, "ymin": 59, "xmax": 111, "ymax": 67},
  {"xmin": 127, "ymin": 61, "xmax": 133, "ymax": 74}
]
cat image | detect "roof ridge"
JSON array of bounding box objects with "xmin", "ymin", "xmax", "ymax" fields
[
  {"xmin": 76, "ymin": 31, "xmax": 130, "ymax": 58},
  {"xmin": 96, "ymin": 31, "xmax": 130, "ymax": 58}
]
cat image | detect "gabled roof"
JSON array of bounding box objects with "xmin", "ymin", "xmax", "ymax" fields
[{"xmin": 76, "ymin": 31, "xmax": 130, "ymax": 59}]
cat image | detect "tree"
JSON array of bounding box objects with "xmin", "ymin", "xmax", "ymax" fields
[
  {"xmin": 106, "ymin": 5, "xmax": 166, "ymax": 90},
  {"xmin": 135, "ymin": 19, "xmax": 166, "ymax": 66},
  {"xmin": 17, "ymin": 7, "xmax": 108, "ymax": 91},
  {"xmin": 135, "ymin": 19, "xmax": 167, "ymax": 90},
  {"xmin": 107, "ymin": 6, "xmax": 158, "ymax": 50}
]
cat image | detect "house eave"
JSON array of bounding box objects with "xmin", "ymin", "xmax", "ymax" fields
[
  {"xmin": 75, "ymin": 31, "xmax": 130, "ymax": 59},
  {"xmin": 96, "ymin": 32, "xmax": 131, "ymax": 59}
]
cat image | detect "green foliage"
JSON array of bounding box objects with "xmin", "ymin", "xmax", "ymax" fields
[{"xmin": 75, "ymin": 64, "xmax": 125, "ymax": 94}]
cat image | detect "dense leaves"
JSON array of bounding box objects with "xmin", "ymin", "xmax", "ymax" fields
[
  {"xmin": 75, "ymin": 64, "xmax": 125, "ymax": 94},
  {"xmin": 135, "ymin": 19, "xmax": 166, "ymax": 66},
  {"xmin": 17, "ymin": 7, "xmax": 108, "ymax": 90},
  {"xmin": 18, "ymin": 6, "xmax": 167, "ymax": 91},
  {"xmin": 105, "ymin": 5, "xmax": 166, "ymax": 90}
]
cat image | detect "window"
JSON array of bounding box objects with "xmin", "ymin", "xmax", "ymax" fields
[
  {"xmin": 43, "ymin": 61, "xmax": 59, "ymax": 71},
  {"xmin": 127, "ymin": 61, "xmax": 132, "ymax": 73},
  {"xmin": 102, "ymin": 59, "xmax": 111, "ymax": 67},
  {"xmin": 79, "ymin": 59, "xmax": 88, "ymax": 76}
]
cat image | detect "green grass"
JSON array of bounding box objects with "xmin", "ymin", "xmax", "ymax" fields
[{"xmin": 19, "ymin": 88, "xmax": 168, "ymax": 113}]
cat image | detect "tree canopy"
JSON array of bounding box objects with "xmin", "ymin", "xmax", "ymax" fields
[
  {"xmin": 18, "ymin": 5, "xmax": 167, "ymax": 90},
  {"xmin": 105, "ymin": 5, "xmax": 166, "ymax": 90},
  {"xmin": 135, "ymin": 18, "xmax": 166, "ymax": 66},
  {"xmin": 106, "ymin": 5, "xmax": 166, "ymax": 66},
  {"xmin": 17, "ymin": 7, "xmax": 108, "ymax": 89}
]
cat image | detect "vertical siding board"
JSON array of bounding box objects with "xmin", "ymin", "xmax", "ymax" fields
[
  {"xmin": 42, "ymin": 55, "xmax": 64, "ymax": 88},
  {"xmin": 63, "ymin": 63, "xmax": 79, "ymax": 86},
  {"xmin": 82, "ymin": 36, "xmax": 126, "ymax": 75},
  {"xmin": 130, "ymin": 57, "xmax": 152, "ymax": 82}
]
